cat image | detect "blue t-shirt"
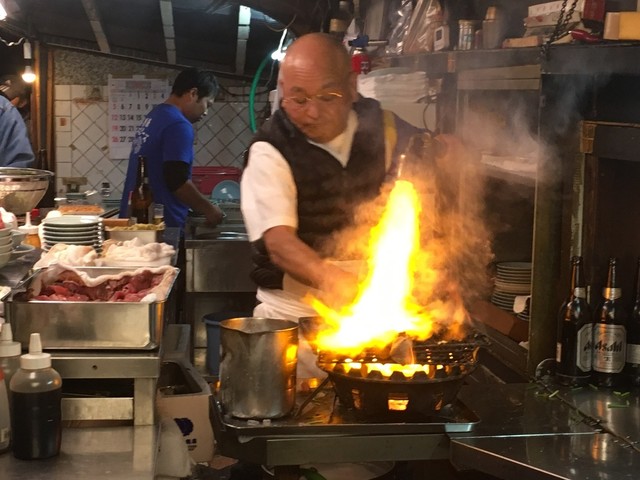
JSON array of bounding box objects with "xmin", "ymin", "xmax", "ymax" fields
[
  {"xmin": 120, "ymin": 104, "xmax": 194, "ymax": 228},
  {"xmin": 0, "ymin": 96, "xmax": 35, "ymax": 168}
]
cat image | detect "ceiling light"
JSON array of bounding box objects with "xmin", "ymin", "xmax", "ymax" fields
[
  {"xmin": 0, "ymin": 3, "xmax": 7, "ymax": 21},
  {"xmin": 22, "ymin": 66, "xmax": 36, "ymax": 83}
]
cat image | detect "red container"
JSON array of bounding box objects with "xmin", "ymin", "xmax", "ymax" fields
[{"xmin": 191, "ymin": 166, "xmax": 242, "ymax": 196}]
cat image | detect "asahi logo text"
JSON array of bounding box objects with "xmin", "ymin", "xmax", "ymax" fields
[{"xmin": 593, "ymin": 340, "xmax": 624, "ymax": 353}]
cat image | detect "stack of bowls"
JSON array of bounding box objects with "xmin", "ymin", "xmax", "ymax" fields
[
  {"xmin": 492, "ymin": 262, "xmax": 532, "ymax": 319},
  {"xmin": 0, "ymin": 227, "xmax": 13, "ymax": 268},
  {"xmin": 41, "ymin": 215, "xmax": 104, "ymax": 253}
]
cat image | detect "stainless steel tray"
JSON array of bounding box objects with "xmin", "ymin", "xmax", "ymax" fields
[
  {"xmin": 6, "ymin": 267, "xmax": 178, "ymax": 350},
  {"xmin": 211, "ymin": 387, "xmax": 480, "ymax": 437}
]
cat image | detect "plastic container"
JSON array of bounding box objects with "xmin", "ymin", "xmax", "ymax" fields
[
  {"xmin": 18, "ymin": 211, "xmax": 40, "ymax": 249},
  {"xmin": 203, "ymin": 311, "xmax": 251, "ymax": 376},
  {"xmin": 9, "ymin": 333, "xmax": 62, "ymax": 460},
  {"xmin": 191, "ymin": 167, "xmax": 242, "ymax": 196},
  {"xmin": 0, "ymin": 369, "xmax": 9, "ymax": 453},
  {"xmin": 0, "ymin": 323, "xmax": 21, "ymax": 391}
]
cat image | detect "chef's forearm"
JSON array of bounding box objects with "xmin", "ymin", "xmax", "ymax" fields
[
  {"xmin": 263, "ymin": 225, "xmax": 342, "ymax": 289},
  {"xmin": 172, "ymin": 180, "xmax": 223, "ymax": 224}
]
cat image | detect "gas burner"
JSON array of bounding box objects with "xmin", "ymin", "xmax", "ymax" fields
[{"xmin": 316, "ymin": 336, "xmax": 484, "ymax": 422}]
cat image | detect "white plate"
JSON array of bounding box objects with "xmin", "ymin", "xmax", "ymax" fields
[
  {"xmin": 43, "ymin": 234, "xmax": 102, "ymax": 242},
  {"xmin": 496, "ymin": 262, "xmax": 532, "ymax": 271},
  {"xmin": 43, "ymin": 215, "xmax": 102, "ymax": 227}
]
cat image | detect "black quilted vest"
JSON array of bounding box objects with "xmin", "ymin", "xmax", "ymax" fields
[{"xmin": 248, "ymin": 98, "xmax": 388, "ymax": 289}]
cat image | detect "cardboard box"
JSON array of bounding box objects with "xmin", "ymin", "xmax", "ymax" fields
[{"xmin": 156, "ymin": 360, "xmax": 215, "ymax": 463}]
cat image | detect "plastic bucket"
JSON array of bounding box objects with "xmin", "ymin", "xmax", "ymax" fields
[
  {"xmin": 219, "ymin": 317, "xmax": 298, "ymax": 419},
  {"xmin": 203, "ymin": 312, "xmax": 250, "ymax": 376}
]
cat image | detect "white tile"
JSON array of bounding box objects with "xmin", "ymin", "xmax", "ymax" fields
[
  {"xmin": 73, "ymin": 156, "xmax": 93, "ymax": 176},
  {"xmin": 56, "ymin": 147, "xmax": 72, "ymax": 163},
  {"xmin": 55, "ymin": 84, "xmax": 71, "ymax": 101},
  {"xmin": 56, "ymin": 162, "xmax": 72, "ymax": 177},
  {"xmin": 56, "ymin": 116, "xmax": 71, "ymax": 132},
  {"xmin": 71, "ymin": 85, "xmax": 86, "ymax": 99},
  {"xmin": 71, "ymin": 134, "xmax": 92, "ymax": 155},
  {"xmin": 56, "ymin": 131, "xmax": 72, "ymax": 148},
  {"xmin": 55, "ymin": 100, "xmax": 71, "ymax": 117}
]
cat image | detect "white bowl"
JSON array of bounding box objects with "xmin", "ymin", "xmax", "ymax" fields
[
  {"xmin": 11, "ymin": 230, "xmax": 25, "ymax": 248},
  {"xmin": 0, "ymin": 236, "xmax": 12, "ymax": 248},
  {"xmin": 0, "ymin": 227, "xmax": 12, "ymax": 238},
  {"xmin": 0, "ymin": 243, "xmax": 12, "ymax": 254}
]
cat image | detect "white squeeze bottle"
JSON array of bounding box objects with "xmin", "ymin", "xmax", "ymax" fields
[
  {"xmin": 10, "ymin": 333, "xmax": 62, "ymax": 460},
  {"xmin": 0, "ymin": 323, "xmax": 21, "ymax": 390}
]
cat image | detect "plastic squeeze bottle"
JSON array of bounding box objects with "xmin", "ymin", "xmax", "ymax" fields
[
  {"xmin": 0, "ymin": 369, "xmax": 9, "ymax": 453},
  {"xmin": 0, "ymin": 323, "xmax": 21, "ymax": 390},
  {"xmin": 18, "ymin": 211, "xmax": 40, "ymax": 249},
  {"xmin": 10, "ymin": 333, "xmax": 62, "ymax": 460}
]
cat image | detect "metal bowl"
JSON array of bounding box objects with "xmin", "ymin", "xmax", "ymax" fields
[{"xmin": 0, "ymin": 168, "xmax": 53, "ymax": 214}]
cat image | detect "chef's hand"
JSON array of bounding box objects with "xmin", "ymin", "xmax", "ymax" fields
[
  {"xmin": 204, "ymin": 203, "xmax": 225, "ymax": 227},
  {"xmin": 317, "ymin": 264, "xmax": 360, "ymax": 311}
]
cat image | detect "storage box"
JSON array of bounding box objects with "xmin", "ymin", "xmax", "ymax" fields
[
  {"xmin": 192, "ymin": 167, "xmax": 242, "ymax": 196},
  {"xmin": 157, "ymin": 360, "xmax": 215, "ymax": 463}
]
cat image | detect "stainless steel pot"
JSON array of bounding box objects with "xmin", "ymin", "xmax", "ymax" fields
[
  {"xmin": 0, "ymin": 168, "xmax": 53, "ymax": 214},
  {"xmin": 219, "ymin": 317, "xmax": 298, "ymax": 419}
]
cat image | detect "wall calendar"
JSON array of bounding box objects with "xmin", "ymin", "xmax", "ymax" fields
[{"xmin": 108, "ymin": 75, "xmax": 169, "ymax": 159}]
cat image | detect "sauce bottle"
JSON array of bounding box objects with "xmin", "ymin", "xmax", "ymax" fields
[
  {"xmin": 18, "ymin": 211, "xmax": 40, "ymax": 249},
  {"xmin": 10, "ymin": 333, "xmax": 62, "ymax": 460},
  {"xmin": 0, "ymin": 323, "xmax": 21, "ymax": 392}
]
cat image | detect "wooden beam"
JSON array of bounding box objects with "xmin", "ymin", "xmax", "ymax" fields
[
  {"xmin": 159, "ymin": 0, "xmax": 176, "ymax": 64},
  {"xmin": 81, "ymin": 0, "xmax": 110, "ymax": 54}
]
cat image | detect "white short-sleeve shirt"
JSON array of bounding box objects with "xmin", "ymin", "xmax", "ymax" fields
[{"xmin": 241, "ymin": 111, "xmax": 358, "ymax": 242}]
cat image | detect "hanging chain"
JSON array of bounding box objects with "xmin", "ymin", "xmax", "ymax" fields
[{"xmin": 540, "ymin": 0, "xmax": 579, "ymax": 60}]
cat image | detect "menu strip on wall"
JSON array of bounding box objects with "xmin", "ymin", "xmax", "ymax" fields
[{"xmin": 107, "ymin": 75, "xmax": 169, "ymax": 159}]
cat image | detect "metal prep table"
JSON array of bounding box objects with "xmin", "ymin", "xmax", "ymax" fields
[{"xmin": 212, "ymin": 382, "xmax": 640, "ymax": 479}]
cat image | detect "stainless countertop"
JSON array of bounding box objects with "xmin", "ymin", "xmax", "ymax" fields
[{"xmin": 0, "ymin": 425, "xmax": 159, "ymax": 479}]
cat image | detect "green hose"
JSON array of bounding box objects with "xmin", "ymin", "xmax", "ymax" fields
[{"xmin": 249, "ymin": 53, "xmax": 273, "ymax": 133}]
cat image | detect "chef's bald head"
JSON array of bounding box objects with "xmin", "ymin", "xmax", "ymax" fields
[{"xmin": 280, "ymin": 33, "xmax": 352, "ymax": 82}]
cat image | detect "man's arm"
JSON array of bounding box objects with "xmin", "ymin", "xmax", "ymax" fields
[
  {"xmin": 263, "ymin": 225, "xmax": 358, "ymax": 304},
  {"xmin": 172, "ymin": 180, "xmax": 224, "ymax": 226},
  {"xmin": 0, "ymin": 101, "xmax": 35, "ymax": 168}
]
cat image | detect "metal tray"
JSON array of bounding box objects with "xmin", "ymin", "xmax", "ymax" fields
[
  {"xmin": 6, "ymin": 266, "xmax": 177, "ymax": 350},
  {"xmin": 211, "ymin": 386, "xmax": 480, "ymax": 438}
]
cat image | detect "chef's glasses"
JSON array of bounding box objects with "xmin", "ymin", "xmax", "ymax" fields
[{"xmin": 283, "ymin": 91, "xmax": 343, "ymax": 110}]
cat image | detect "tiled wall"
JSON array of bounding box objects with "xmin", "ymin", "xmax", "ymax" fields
[{"xmin": 53, "ymin": 50, "xmax": 270, "ymax": 200}]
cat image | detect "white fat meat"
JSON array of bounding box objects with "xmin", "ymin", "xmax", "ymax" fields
[
  {"xmin": 101, "ymin": 238, "xmax": 175, "ymax": 263},
  {"xmin": 34, "ymin": 244, "xmax": 99, "ymax": 269}
]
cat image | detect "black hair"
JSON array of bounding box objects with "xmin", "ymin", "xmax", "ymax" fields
[
  {"xmin": 171, "ymin": 68, "xmax": 219, "ymax": 99},
  {"xmin": 0, "ymin": 75, "xmax": 30, "ymax": 102}
]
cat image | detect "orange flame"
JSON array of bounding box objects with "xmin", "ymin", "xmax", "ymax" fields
[{"xmin": 309, "ymin": 179, "xmax": 468, "ymax": 356}]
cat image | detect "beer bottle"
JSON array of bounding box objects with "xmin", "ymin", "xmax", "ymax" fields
[
  {"xmin": 593, "ymin": 257, "xmax": 627, "ymax": 388},
  {"xmin": 556, "ymin": 256, "xmax": 593, "ymax": 386},
  {"xmin": 130, "ymin": 155, "xmax": 153, "ymax": 224},
  {"xmin": 624, "ymin": 258, "xmax": 640, "ymax": 387}
]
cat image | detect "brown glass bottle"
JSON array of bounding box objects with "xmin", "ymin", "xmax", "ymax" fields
[
  {"xmin": 130, "ymin": 155, "xmax": 153, "ymax": 224},
  {"xmin": 592, "ymin": 257, "xmax": 627, "ymax": 388},
  {"xmin": 624, "ymin": 258, "xmax": 640, "ymax": 387},
  {"xmin": 556, "ymin": 256, "xmax": 593, "ymax": 386}
]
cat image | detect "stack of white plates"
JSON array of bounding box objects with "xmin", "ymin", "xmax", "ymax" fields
[
  {"xmin": 42, "ymin": 215, "xmax": 104, "ymax": 253},
  {"xmin": 492, "ymin": 262, "xmax": 532, "ymax": 319}
]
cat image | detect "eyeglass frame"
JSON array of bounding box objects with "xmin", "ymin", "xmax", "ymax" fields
[{"xmin": 282, "ymin": 91, "xmax": 344, "ymax": 109}]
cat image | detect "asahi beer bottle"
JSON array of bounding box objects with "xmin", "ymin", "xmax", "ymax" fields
[
  {"xmin": 130, "ymin": 155, "xmax": 154, "ymax": 224},
  {"xmin": 624, "ymin": 258, "xmax": 640, "ymax": 387},
  {"xmin": 593, "ymin": 257, "xmax": 627, "ymax": 388},
  {"xmin": 556, "ymin": 256, "xmax": 593, "ymax": 386}
]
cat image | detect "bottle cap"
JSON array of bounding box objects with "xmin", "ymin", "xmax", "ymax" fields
[
  {"xmin": 20, "ymin": 333, "xmax": 51, "ymax": 370},
  {"xmin": 0, "ymin": 323, "xmax": 20, "ymax": 357}
]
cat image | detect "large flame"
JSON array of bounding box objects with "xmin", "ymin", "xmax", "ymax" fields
[{"xmin": 310, "ymin": 179, "xmax": 467, "ymax": 356}]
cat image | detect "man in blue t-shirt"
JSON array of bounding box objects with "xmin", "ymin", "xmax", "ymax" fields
[
  {"xmin": 119, "ymin": 68, "xmax": 223, "ymax": 229},
  {"xmin": 0, "ymin": 76, "xmax": 35, "ymax": 168}
]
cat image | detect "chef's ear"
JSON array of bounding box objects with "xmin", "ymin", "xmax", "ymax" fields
[{"xmin": 347, "ymin": 71, "xmax": 358, "ymax": 102}]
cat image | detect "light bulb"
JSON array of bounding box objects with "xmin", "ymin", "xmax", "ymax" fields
[
  {"xmin": 0, "ymin": 3, "xmax": 7, "ymax": 21},
  {"xmin": 22, "ymin": 66, "xmax": 36, "ymax": 83}
]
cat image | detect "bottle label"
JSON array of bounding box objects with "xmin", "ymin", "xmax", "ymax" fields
[
  {"xmin": 627, "ymin": 343, "xmax": 640, "ymax": 365},
  {"xmin": 556, "ymin": 341, "xmax": 562, "ymax": 363},
  {"xmin": 603, "ymin": 288, "xmax": 622, "ymax": 300},
  {"xmin": 573, "ymin": 287, "xmax": 586, "ymax": 298},
  {"xmin": 593, "ymin": 324, "xmax": 626, "ymax": 373},
  {"xmin": 576, "ymin": 324, "xmax": 593, "ymax": 372}
]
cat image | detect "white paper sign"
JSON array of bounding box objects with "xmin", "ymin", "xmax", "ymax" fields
[{"xmin": 108, "ymin": 75, "xmax": 169, "ymax": 159}]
